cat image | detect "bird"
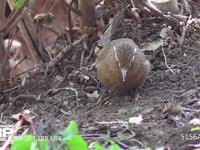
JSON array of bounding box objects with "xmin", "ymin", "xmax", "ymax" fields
[{"xmin": 96, "ymin": 38, "xmax": 150, "ymax": 92}]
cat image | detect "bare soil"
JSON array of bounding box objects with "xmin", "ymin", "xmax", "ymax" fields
[{"xmin": 1, "ymin": 15, "xmax": 200, "ymax": 150}]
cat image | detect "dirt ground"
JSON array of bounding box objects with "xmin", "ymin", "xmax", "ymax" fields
[{"xmin": 1, "ymin": 9, "xmax": 200, "ymax": 150}]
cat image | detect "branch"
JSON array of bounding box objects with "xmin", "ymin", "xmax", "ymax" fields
[{"xmin": 0, "ymin": 0, "xmax": 30, "ymax": 34}]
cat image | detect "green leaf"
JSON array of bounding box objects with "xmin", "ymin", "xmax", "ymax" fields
[
  {"xmin": 59, "ymin": 121, "xmax": 78, "ymax": 141},
  {"xmin": 108, "ymin": 140, "xmax": 121, "ymax": 150},
  {"xmin": 11, "ymin": 134, "xmax": 35, "ymax": 150},
  {"xmin": 66, "ymin": 135, "xmax": 88, "ymax": 150},
  {"xmin": 191, "ymin": 126, "xmax": 200, "ymax": 131},
  {"xmin": 11, "ymin": 0, "xmax": 32, "ymax": 9},
  {"xmin": 95, "ymin": 143, "xmax": 104, "ymax": 150},
  {"xmin": 36, "ymin": 140, "xmax": 49, "ymax": 150},
  {"xmin": 109, "ymin": 143, "xmax": 121, "ymax": 150},
  {"xmin": 11, "ymin": 0, "xmax": 24, "ymax": 9}
]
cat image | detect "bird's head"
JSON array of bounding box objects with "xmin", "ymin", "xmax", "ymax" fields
[{"xmin": 113, "ymin": 43, "xmax": 137, "ymax": 82}]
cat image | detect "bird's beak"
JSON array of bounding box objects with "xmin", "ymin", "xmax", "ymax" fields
[{"xmin": 121, "ymin": 68, "xmax": 127, "ymax": 82}]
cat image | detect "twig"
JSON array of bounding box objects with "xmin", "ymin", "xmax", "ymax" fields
[
  {"xmin": 112, "ymin": 139, "xmax": 129, "ymax": 149},
  {"xmin": 82, "ymin": 133, "xmax": 107, "ymax": 138},
  {"xmin": 182, "ymin": 0, "xmax": 191, "ymax": 15},
  {"xmin": 0, "ymin": 0, "xmax": 30, "ymax": 34},
  {"xmin": 0, "ymin": 112, "xmax": 3, "ymax": 123},
  {"xmin": 180, "ymin": 15, "xmax": 192, "ymax": 47},
  {"xmin": 47, "ymin": 34, "xmax": 88, "ymax": 68},
  {"xmin": 3, "ymin": 85, "xmax": 21, "ymax": 93},
  {"xmin": 11, "ymin": 65, "xmax": 40, "ymax": 80},
  {"xmin": 80, "ymin": 50, "xmax": 85, "ymax": 67},
  {"xmin": 64, "ymin": 65, "xmax": 99, "ymax": 88},
  {"xmin": 0, "ymin": 120, "xmax": 23, "ymax": 150},
  {"xmin": 12, "ymin": 56, "xmax": 28, "ymax": 70},
  {"xmin": 130, "ymin": 0, "xmax": 141, "ymax": 23},
  {"xmin": 161, "ymin": 40, "xmax": 174, "ymax": 74},
  {"xmin": 2, "ymin": 7, "xmax": 28, "ymax": 37},
  {"xmin": 63, "ymin": 0, "xmax": 81, "ymax": 15},
  {"xmin": 46, "ymin": 87, "xmax": 79, "ymax": 100},
  {"xmin": 136, "ymin": 0, "xmax": 181, "ymax": 26},
  {"xmin": 11, "ymin": 94, "xmax": 38, "ymax": 106},
  {"xmin": 65, "ymin": 0, "xmax": 79, "ymax": 43},
  {"xmin": 191, "ymin": 61, "xmax": 200, "ymax": 90},
  {"xmin": 42, "ymin": 95, "xmax": 76, "ymax": 111},
  {"xmin": 0, "ymin": 109, "xmax": 32, "ymax": 150}
]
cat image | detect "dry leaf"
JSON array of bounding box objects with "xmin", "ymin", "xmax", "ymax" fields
[
  {"xmin": 189, "ymin": 118, "xmax": 200, "ymax": 126},
  {"xmin": 86, "ymin": 90, "xmax": 99, "ymax": 98},
  {"xmin": 128, "ymin": 114, "xmax": 143, "ymax": 124}
]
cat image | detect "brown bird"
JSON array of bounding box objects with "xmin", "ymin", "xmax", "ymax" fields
[{"xmin": 96, "ymin": 38, "xmax": 150, "ymax": 91}]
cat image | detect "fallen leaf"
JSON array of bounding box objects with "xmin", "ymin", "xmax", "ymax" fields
[{"xmin": 128, "ymin": 114, "xmax": 143, "ymax": 125}]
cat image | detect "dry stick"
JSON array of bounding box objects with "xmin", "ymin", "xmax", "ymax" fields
[
  {"xmin": 3, "ymin": 81, "xmax": 23, "ymax": 93},
  {"xmin": 38, "ymin": 24, "xmax": 60, "ymax": 60},
  {"xmin": 136, "ymin": 0, "xmax": 181, "ymax": 26},
  {"xmin": 2, "ymin": 7, "xmax": 28, "ymax": 37},
  {"xmin": 0, "ymin": 0, "xmax": 29, "ymax": 34},
  {"xmin": 42, "ymin": 24, "xmax": 60, "ymax": 37},
  {"xmin": 2, "ymin": 7, "xmax": 28, "ymax": 68},
  {"xmin": 7, "ymin": 0, "xmax": 43, "ymax": 64},
  {"xmin": 67, "ymin": 0, "xmax": 74, "ymax": 43},
  {"xmin": 63, "ymin": 0, "xmax": 81, "ymax": 15},
  {"xmin": 138, "ymin": 0, "xmax": 196, "ymax": 47},
  {"xmin": 80, "ymin": 50, "xmax": 85, "ymax": 67},
  {"xmin": 48, "ymin": 0, "xmax": 58, "ymax": 13},
  {"xmin": 11, "ymin": 65, "xmax": 41, "ymax": 80},
  {"xmin": 48, "ymin": 34, "xmax": 88, "ymax": 68},
  {"xmin": 0, "ymin": 120, "xmax": 23, "ymax": 150},
  {"xmin": 12, "ymin": 56, "xmax": 28, "ymax": 70},
  {"xmin": 161, "ymin": 40, "xmax": 174, "ymax": 74},
  {"xmin": 48, "ymin": 87, "xmax": 79, "ymax": 99},
  {"xmin": 96, "ymin": 88, "xmax": 108, "ymax": 105},
  {"xmin": 112, "ymin": 139, "xmax": 129, "ymax": 149},
  {"xmin": 64, "ymin": 65, "xmax": 99, "ymax": 87},
  {"xmin": 180, "ymin": 15, "xmax": 192, "ymax": 47},
  {"xmin": 37, "ymin": 0, "xmax": 58, "ymax": 52},
  {"xmin": 35, "ymin": 0, "xmax": 60, "ymax": 56},
  {"xmin": 0, "ymin": 113, "xmax": 3, "ymax": 123},
  {"xmin": 39, "ymin": 0, "xmax": 49, "ymax": 13},
  {"xmin": 192, "ymin": 70, "xmax": 198, "ymax": 90},
  {"xmin": 64, "ymin": 0, "xmax": 80, "ymax": 43},
  {"xmin": 11, "ymin": 94, "xmax": 38, "ymax": 106},
  {"xmin": 0, "ymin": 0, "xmax": 6, "ymax": 24},
  {"xmin": 130, "ymin": 0, "xmax": 141, "ymax": 23},
  {"xmin": 20, "ymin": 14, "xmax": 44, "ymax": 63},
  {"xmin": 0, "ymin": 109, "xmax": 32, "ymax": 150},
  {"xmin": 42, "ymin": 95, "xmax": 76, "ymax": 111},
  {"xmin": 191, "ymin": 61, "xmax": 200, "ymax": 91},
  {"xmin": 64, "ymin": 0, "xmax": 81, "ymax": 43},
  {"xmin": 182, "ymin": 0, "xmax": 191, "ymax": 15},
  {"xmin": 82, "ymin": 133, "xmax": 106, "ymax": 138}
]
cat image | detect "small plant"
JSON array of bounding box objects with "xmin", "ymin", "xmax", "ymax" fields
[
  {"xmin": 11, "ymin": 134, "xmax": 49, "ymax": 150},
  {"xmin": 58, "ymin": 120, "xmax": 88, "ymax": 150},
  {"xmin": 10, "ymin": 121, "xmax": 125, "ymax": 150},
  {"xmin": 191, "ymin": 126, "xmax": 200, "ymax": 131},
  {"xmin": 12, "ymin": 0, "xmax": 32, "ymax": 9}
]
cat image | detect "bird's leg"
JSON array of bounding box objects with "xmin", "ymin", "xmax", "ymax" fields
[
  {"xmin": 131, "ymin": 88, "xmax": 142, "ymax": 103},
  {"xmin": 96, "ymin": 88, "xmax": 108, "ymax": 105}
]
